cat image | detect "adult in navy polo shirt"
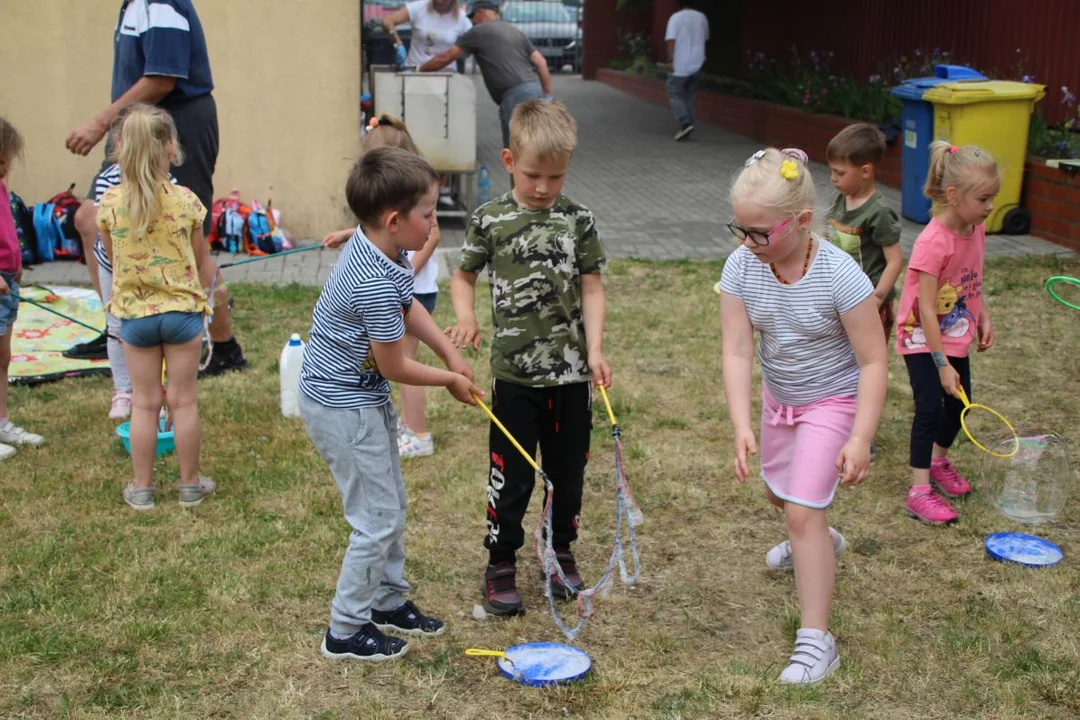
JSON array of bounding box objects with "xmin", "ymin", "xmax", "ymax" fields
[
  {"xmin": 67, "ymin": 0, "xmax": 218, "ymax": 235},
  {"xmin": 64, "ymin": 0, "xmax": 248, "ymax": 377}
]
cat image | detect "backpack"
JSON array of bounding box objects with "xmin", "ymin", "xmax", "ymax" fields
[
  {"xmin": 207, "ymin": 190, "xmax": 252, "ymax": 253},
  {"xmin": 8, "ymin": 190, "xmax": 38, "ymax": 266},
  {"xmin": 246, "ymin": 200, "xmax": 280, "ymax": 256},
  {"xmin": 46, "ymin": 184, "xmax": 84, "ymax": 260},
  {"xmin": 31, "ymin": 202, "xmax": 66, "ymax": 262}
]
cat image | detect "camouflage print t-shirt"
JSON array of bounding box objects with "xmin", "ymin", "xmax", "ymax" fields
[{"xmin": 460, "ymin": 192, "xmax": 606, "ymax": 386}]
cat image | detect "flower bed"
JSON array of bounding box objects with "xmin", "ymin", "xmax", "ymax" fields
[{"xmin": 597, "ymin": 68, "xmax": 1080, "ymax": 251}]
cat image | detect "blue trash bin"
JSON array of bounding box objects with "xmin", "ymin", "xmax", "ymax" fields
[{"xmin": 891, "ymin": 65, "xmax": 986, "ymax": 223}]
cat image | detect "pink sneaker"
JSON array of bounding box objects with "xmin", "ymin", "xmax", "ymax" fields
[
  {"xmin": 906, "ymin": 485, "xmax": 958, "ymax": 525},
  {"xmin": 930, "ymin": 457, "xmax": 972, "ymax": 498}
]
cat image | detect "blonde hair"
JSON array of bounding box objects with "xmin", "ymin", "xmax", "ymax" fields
[
  {"xmin": 730, "ymin": 147, "xmax": 817, "ymax": 222},
  {"xmin": 0, "ymin": 116, "xmax": 24, "ymax": 163},
  {"xmin": 362, "ymin": 114, "xmax": 421, "ymax": 157},
  {"xmin": 924, "ymin": 141, "xmax": 999, "ymax": 214},
  {"xmin": 116, "ymin": 104, "xmax": 183, "ymax": 239},
  {"xmin": 509, "ymin": 100, "xmax": 577, "ymax": 159}
]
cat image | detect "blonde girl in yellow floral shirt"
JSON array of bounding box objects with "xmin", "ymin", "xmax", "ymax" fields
[{"xmin": 97, "ymin": 104, "xmax": 215, "ymax": 510}]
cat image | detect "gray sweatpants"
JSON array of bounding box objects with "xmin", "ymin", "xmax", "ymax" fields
[{"xmin": 299, "ymin": 393, "xmax": 410, "ymax": 638}]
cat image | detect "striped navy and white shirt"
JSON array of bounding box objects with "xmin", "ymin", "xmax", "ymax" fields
[
  {"xmin": 720, "ymin": 237, "xmax": 873, "ymax": 407},
  {"xmin": 299, "ymin": 228, "xmax": 414, "ymax": 408},
  {"xmin": 93, "ymin": 164, "xmax": 177, "ymax": 274}
]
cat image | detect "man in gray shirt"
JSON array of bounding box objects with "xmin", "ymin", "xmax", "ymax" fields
[{"xmin": 420, "ymin": 0, "xmax": 553, "ymax": 149}]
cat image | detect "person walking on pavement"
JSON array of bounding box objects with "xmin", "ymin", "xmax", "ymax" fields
[
  {"xmin": 665, "ymin": 0, "xmax": 709, "ymax": 141},
  {"xmin": 419, "ymin": 0, "xmax": 553, "ymax": 150},
  {"xmin": 65, "ymin": 0, "xmax": 247, "ymax": 377}
]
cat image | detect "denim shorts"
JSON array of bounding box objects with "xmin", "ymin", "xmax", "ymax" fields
[
  {"xmin": 120, "ymin": 311, "xmax": 204, "ymax": 348},
  {"xmin": 0, "ymin": 272, "xmax": 18, "ymax": 336},
  {"xmin": 414, "ymin": 292, "xmax": 437, "ymax": 315}
]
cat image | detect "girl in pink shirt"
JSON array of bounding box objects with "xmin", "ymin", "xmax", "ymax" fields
[
  {"xmin": 894, "ymin": 142, "xmax": 1000, "ymax": 525},
  {"xmin": 0, "ymin": 116, "xmax": 46, "ymax": 462}
]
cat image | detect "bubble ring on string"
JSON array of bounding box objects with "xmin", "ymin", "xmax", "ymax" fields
[
  {"xmin": 1045, "ymin": 275, "xmax": 1080, "ymax": 312},
  {"xmin": 955, "ymin": 386, "xmax": 1018, "ymax": 458}
]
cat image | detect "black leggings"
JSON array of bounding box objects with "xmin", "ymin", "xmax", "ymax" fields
[{"xmin": 904, "ymin": 353, "xmax": 971, "ymax": 469}]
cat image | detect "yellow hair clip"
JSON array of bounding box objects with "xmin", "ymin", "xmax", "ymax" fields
[{"xmin": 780, "ymin": 159, "xmax": 799, "ymax": 180}]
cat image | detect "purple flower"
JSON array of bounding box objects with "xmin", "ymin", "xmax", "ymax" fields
[
  {"xmin": 1022, "ymin": 75, "xmax": 1035, "ymax": 84},
  {"xmin": 803, "ymin": 93, "xmax": 810, "ymax": 105},
  {"xmin": 869, "ymin": 74, "xmax": 882, "ymax": 83},
  {"xmin": 915, "ymin": 48, "xmax": 922, "ymax": 56}
]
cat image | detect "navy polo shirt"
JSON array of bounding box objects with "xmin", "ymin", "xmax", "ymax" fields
[{"xmin": 111, "ymin": 0, "xmax": 214, "ymax": 103}]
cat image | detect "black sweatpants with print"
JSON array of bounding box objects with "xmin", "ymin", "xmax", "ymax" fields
[
  {"xmin": 905, "ymin": 353, "xmax": 971, "ymax": 469},
  {"xmin": 484, "ymin": 379, "xmax": 592, "ymax": 564}
]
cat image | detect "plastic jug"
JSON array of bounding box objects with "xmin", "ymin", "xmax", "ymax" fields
[{"xmin": 280, "ymin": 333, "xmax": 305, "ymax": 418}]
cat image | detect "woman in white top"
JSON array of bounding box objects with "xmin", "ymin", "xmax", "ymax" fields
[{"xmin": 382, "ymin": 0, "xmax": 472, "ymax": 69}]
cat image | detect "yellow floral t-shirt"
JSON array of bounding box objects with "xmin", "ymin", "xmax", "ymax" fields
[{"xmin": 96, "ymin": 182, "xmax": 209, "ymax": 320}]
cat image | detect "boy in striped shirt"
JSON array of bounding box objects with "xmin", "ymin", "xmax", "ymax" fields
[{"xmin": 299, "ymin": 147, "xmax": 482, "ymax": 662}]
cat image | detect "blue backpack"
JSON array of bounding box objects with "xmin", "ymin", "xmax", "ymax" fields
[
  {"xmin": 32, "ymin": 202, "xmax": 65, "ymax": 262},
  {"xmin": 248, "ymin": 207, "xmax": 280, "ymax": 255}
]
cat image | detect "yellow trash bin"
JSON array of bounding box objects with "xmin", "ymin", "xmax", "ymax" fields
[{"xmin": 923, "ymin": 81, "xmax": 1046, "ymax": 234}]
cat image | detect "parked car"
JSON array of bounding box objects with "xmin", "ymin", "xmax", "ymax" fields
[{"xmin": 501, "ymin": 1, "xmax": 582, "ymax": 73}]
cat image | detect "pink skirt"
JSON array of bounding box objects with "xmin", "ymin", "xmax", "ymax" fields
[{"xmin": 760, "ymin": 387, "xmax": 857, "ymax": 509}]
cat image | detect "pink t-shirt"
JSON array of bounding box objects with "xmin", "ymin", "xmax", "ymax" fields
[
  {"xmin": 0, "ymin": 181, "xmax": 21, "ymax": 273},
  {"xmin": 895, "ymin": 218, "xmax": 985, "ymax": 358}
]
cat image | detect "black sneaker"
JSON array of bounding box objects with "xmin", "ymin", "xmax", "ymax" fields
[
  {"xmin": 198, "ymin": 340, "xmax": 248, "ymax": 378},
  {"xmin": 320, "ymin": 623, "xmax": 409, "ymax": 662},
  {"xmin": 546, "ymin": 549, "xmax": 585, "ymax": 600},
  {"xmin": 482, "ymin": 561, "xmax": 525, "ymax": 617},
  {"xmin": 372, "ymin": 600, "xmax": 445, "ymax": 636},
  {"xmin": 63, "ymin": 332, "xmax": 109, "ymax": 360},
  {"xmin": 674, "ymin": 124, "xmax": 694, "ymax": 141}
]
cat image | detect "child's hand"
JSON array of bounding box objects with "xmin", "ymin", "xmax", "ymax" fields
[
  {"xmin": 588, "ymin": 351, "xmax": 612, "ymax": 389},
  {"xmin": 836, "ymin": 436, "xmax": 871, "ymax": 486},
  {"xmin": 977, "ymin": 314, "xmax": 995, "ymax": 352},
  {"xmin": 322, "ymin": 229, "xmax": 352, "ymax": 248},
  {"xmin": 446, "ymin": 352, "xmax": 476, "ymax": 382},
  {"xmin": 447, "ymin": 373, "xmax": 483, "ymax": 405},
  {"xmin": 938, "ymin": 363, "xmax": 961, "ymax": 397},
  {"xmin": 733, "ymin": 427, "xmax": 758, "ymax": 483},
  {"xmin": 0, "ymin": 275, "xmax": 8, "ymax": 296},
  {"xmin": 445, "ymin": 321, "xmax": 481, "ymax": 351}
]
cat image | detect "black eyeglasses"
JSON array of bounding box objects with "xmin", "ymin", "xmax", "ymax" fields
[{"xmin": 726, "ymin": 216, "xmax": 793, "ymax": 247}]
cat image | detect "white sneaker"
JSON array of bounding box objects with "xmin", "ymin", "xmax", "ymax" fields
[
  {"xmin": 779, "ymin": 628, "xmax": 840, "ymax": 685},
  {"xmin": 0, "ymin": 421, "xmax": 44, "ymax": 447},
  {"xmin": 398, "ymin": 428, "xmax": 434, "ymax": 459},
  {"xmin": 766, "ymin": 528, "xmax": 847, "ymax": 570},
  {"xmin": 0, "ymin": 442, "xmax": 15, "ymax": 461},
  {"xmin": 109, "ymin": 391, "xmax": 133, "ymax": 420}
]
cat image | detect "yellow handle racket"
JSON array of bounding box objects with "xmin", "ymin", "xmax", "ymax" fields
[{"xmin": 954, "ymin": 386, "xmax": 1018, "ymax": 459}]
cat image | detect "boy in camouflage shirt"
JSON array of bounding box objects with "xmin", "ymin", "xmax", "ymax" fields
[{"xmin": 446, "ymin": 100, "xmax": 611, "ymax": 617}]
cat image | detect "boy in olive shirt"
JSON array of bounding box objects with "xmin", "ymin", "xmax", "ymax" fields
[{"xmin": 826, "ymin": 123, "xmax": 904, "ymax": 341}]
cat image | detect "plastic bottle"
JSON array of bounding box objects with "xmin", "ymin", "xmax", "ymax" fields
[
  {"xmin": 280, "ymin": 333, "xmax": 305, "ymax": 418},
  {"xmin": 478, "ymin": 164, "xmax": 491, "ymax": 206}
]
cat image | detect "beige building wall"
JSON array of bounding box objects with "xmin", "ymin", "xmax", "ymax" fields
[{"xmin": 0, "ymin": 0, "xmax": 360, "ymax": 238}]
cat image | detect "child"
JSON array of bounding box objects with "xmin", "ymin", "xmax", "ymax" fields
[
  {"xmin": 719, "ymin": 148, "xmax": 887, "ymax": 684},
  {"xmin": 445, "ymin": 99, "xmax": 611, "ymax": 617},
  {"xmin": 323, "ymin": 114, "xmax": 442, "ymax": 459},
  {"xmin": 96, "ymin": 104, "xmax": 216, "ymax": 510},
  {"xmin": 826, "ymin": 123, "xmax": 904, "ymax": 341},
  {"xmin": 0, "ymin": 116, "xmax": 45, "ymax": 461},
  {"xmin": 895, "ymin": 142, "xmax": 999, "ymax": 525},
  {"xmin": 300, "ymin": 146, "xmax": 481, "ymax": 662},
  {"xmin": 92, "ymin": 110, "xmax": 179, "ymax": 421}
]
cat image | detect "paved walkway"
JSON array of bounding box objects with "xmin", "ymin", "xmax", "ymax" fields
[{"xmin": 28, "ymin": 75, "xmax": 1072, "ymax": 289}]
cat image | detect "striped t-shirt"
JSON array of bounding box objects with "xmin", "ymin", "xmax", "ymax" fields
[
  {"xmin": 720, "ymin": 237, "xmax": 873, "ymax": 407},
  {"xmin": 299, "ymin": 228, "xmax": 414, "ymax": 408},
  {"xmin": 93, "ymin": 164, "xmax": 177, "ymax": 273}
]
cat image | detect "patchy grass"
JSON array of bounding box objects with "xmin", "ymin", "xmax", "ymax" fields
[{"xmin": 2, "ymin": 255, "xmax": 1079, "ymax": 719}]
